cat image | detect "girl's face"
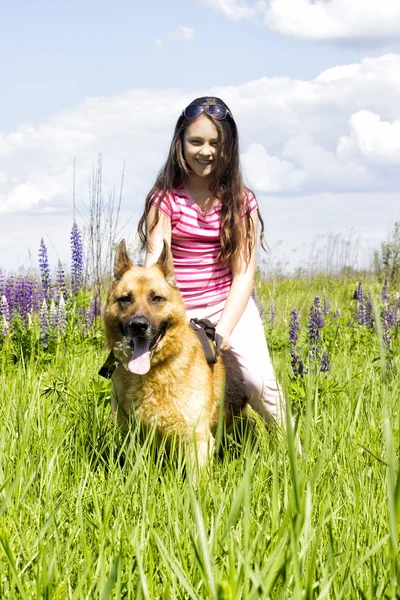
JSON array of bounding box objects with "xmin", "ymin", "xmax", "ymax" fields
[{"xmin": 183, "ymin": 115, "xmax": 219, "ymax": 181}]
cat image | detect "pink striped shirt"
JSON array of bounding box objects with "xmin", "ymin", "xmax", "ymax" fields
[{"xmin": 154, "ymin": 185, "xmax": 258, "ymax": 310}]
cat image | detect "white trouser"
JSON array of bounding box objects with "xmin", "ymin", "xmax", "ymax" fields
[{"xmin": 186, "ymin": 297, "xmax": 286, "ymax": 427}]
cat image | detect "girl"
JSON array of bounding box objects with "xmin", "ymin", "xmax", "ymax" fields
[{"xmin": 137, "ymin": 96, "xmax": 287, "ymax": 428}]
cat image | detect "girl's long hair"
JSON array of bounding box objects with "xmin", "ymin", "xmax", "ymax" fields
[{"xmin": 137, "ymin": 96, "xmax": 266, "ymax": 268}]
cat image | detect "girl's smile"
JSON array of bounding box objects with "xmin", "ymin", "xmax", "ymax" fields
[{"xmin": 183, "ymin": 115, "xmax": 219, "ymax": 181}]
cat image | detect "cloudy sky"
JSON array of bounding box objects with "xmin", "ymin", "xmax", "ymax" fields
[{"xmin": 1, "ymin": 0, "xmax": 400, "ymax": 274}]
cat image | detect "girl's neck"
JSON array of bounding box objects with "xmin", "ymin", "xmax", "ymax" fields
[{"xmin": 186, "ymin": 175, "xmax": 212, "ymax": 194}]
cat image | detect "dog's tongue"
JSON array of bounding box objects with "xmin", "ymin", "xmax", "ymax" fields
[{"xmin": 128, "ymin": 339, "xmax": 151, "ymax": 375}]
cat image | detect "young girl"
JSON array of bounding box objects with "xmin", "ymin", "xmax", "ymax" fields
[{"xmin": 137, "ymin": 96, "xmax": 287, "ymax": 429}]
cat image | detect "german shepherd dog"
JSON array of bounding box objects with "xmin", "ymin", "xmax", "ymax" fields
[{"xmin": 103, "ymin": 240, "xmax": 248, "ymax": 469}]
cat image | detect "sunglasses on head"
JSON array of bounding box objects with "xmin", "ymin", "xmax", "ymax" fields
[{"xmin": 182, "ymin": 103, "xmax": 231, "ymax": 121}]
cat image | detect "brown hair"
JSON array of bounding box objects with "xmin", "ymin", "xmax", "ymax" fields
[{"xmin": 137, "ymin": 96, "xmax": 266, "ymax": 268}]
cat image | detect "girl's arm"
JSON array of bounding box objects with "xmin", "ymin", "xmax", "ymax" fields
[
  {"xmin": 216, "ymin": 211, "xmax": 259, "ymax": 350},
  {"xmin": 144, "ymin": 206, "xmax": 172, "ymax": 267}
]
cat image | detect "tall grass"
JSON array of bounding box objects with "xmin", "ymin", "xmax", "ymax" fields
[{"xmin": 0, "ymin": 277, "xmax": 399, "ymax": 598}]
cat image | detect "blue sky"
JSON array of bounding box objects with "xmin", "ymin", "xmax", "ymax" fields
[{"xmin": 1, "ymin": 0, "xmax": 400, "ymax": 273}]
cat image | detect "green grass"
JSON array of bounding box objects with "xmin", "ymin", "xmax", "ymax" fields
[{"xmin": 0, "ymin": 277, "xmax": 399, "ymax": 598}]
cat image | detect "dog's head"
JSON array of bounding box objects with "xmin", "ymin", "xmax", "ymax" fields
[{"xmin": 104, "ymin": 240, "xmax": 186, "ymax": 375}]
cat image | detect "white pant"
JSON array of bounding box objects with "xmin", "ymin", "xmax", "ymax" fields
[{"xmin": 186, "ymin": 297, "xmax": 286, "ymax": 427}]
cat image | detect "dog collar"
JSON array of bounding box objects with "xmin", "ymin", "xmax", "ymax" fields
[
  {"xmin": 98, "ymin": 351, "xmax": 119, "ymax": 379},
  {"xmin": 99, "ymin": 319, "xmax": 221, "ymax": 379}
]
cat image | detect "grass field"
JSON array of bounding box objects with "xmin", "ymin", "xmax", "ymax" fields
[{"xmin": 0, "ymin": 275, "xmax": 399, "ymax": 598}]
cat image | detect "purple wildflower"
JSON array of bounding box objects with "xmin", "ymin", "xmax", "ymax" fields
[
  {"xmin": 5, "ymin": 275, "xmax": 15, "ymax": 317},
  {"xmin": 39, "ymin": 238, "xmax": 52, "ymax": 302},
  {"xmin": 71, "ymin": 222, "xmax": 84, "ymax": 296},
  {"xmin": 13, "ymin": 275, "xmax": 33, "ymax": 324},
  {"xmin": 85, "ymin": 299, "xmax": 97, "ymax": 329},
  {"xmin": 365, "ymin": 293, "xmax": 375, "ymax": 329},
  {"xmin": 40, "ymin": 298, "xmax": 49, "ymax": 348},
  {"xmin": 0, "ymin": 271, "xmax": 5, "ymax": 298},
  {"xmin": 289, "ymin": 307, "xmax": 305, "ymax": 377},
  {"xmin": 268, "ymin": 300, "xmax": 276, "ymax": 328},
  {"xmin": 309, "ymin": 296, "xmax": 324, "ymax": 361},
  {"xmin": 356, "ymin": 282, "xmax": 366, "ymax": 326},
  {"xmin": 320, "ymin": 350, "xmax": 330, "ymax": 373},
  {"xmin": 0, "ymin": 295, "xmax": 10, "ymax": 336}
]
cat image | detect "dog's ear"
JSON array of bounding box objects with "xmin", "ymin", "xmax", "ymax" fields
[
  {"xmin": 114, "ymin": 240, "xmax": 132, "ymax": 279},
  {"xmin": 157, "ymin": 240, "xmax": 177, "ymax": 287}
]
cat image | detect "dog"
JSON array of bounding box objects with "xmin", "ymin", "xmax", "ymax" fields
[{"xmin": 103, "ymin": 239, "xmax": 248, "ymax": 469}]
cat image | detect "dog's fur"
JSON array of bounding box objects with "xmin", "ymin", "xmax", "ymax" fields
[{"xmin": 104, "ymin": 240, "xmax": 248, "ymax": 467}]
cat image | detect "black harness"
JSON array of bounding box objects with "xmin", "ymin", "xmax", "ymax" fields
[{"xmin": 98, "ymin": 318, "xmax": 222, "ymax": 379}]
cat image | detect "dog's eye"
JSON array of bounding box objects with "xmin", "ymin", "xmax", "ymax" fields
[
  {"xmin": 117, "ymin": 294, "xmax": 133, "ymax": 304},
  {"xmin": 151, "ymin": 295, "xmax": 165, "ymax": 304}
]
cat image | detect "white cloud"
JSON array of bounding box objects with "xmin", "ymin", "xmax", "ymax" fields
[
  {"xmin": 337, "ymin": 111, "xmax": 400, "ymax": 164},
  {"xmin": 241, "ymin": 143, "xmax": 306, "ymax": 192},
  {"xmin": 167, "ymin": 26, "xmax": 194, "ymax": 41},
  {"xmin": 1, "ymin": 54, "xmax": 400, "ymax": 271},
  {"xmin": 155, "ymin": 38, "xmax": 164, "ymax": 49},
  {"xmin": 1, "ymin": 53, "xmax": 400, "ymax": 217},
  {"xmin": 200, "ymin": 0, "xmax": 400, "ymax": 42},
  {"xmin": 265, "ymin": 0, "xmax": 400, "ymax": 41}
]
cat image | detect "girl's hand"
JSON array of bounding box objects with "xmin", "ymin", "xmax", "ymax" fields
[{"xmin": 215, "ymin": 328, "xmax": 231, "ymax": 351}]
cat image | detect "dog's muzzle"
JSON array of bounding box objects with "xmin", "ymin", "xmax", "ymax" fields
[{"xmin": 121, "ymin": 316, "xmax": 166, "ymax": 376}]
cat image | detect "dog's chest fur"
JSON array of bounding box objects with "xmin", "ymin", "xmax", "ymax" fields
[{"xmin": 111, "ymin": 335, "xmax": 221, "ymax": 437}]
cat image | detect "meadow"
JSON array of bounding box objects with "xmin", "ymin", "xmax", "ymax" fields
[{"xmin": 0, "ymin": 230, "xmax": 399, "ymax": 598}]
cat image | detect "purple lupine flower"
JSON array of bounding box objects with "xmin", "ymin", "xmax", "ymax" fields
[
  {"xmin": 5, "ymin": 275, "xmax": 15, "ymax": 317},
  {"xmin": 289, "ymin": 307, "xmax": 305, "ymax": 377},
  {"xmin": 353, "ymin": 282, "xmax": 360, "ymax": 300},
  {"xmin": 71, "ymin": 222, "xmax": 84, "ymax": 296},
  {"xmin": 14, "ymin": 275, "xmax": 33, "ymax": 324},
  {"xmin": 320, "ymin": 350, "xmax": 330, "ymax": 373},
  {"xmin": 322, "ymin": 294, "xmax": 331, "ymax": 316},
  {"xmin": 0, "ymin": 271, "xmax": 5, "ymax": 298},
  {"xmin": 58, "ymin": 294, "xmax": 67, "ymax": 336},
  {"xmin": 49, "ymin": 299, "xmax": 58, "ymax": 332},
  {"xmin": 365, "ymin": 293, "xmax": 375, "ymax": 329},
  {"xmin": 382, "ymin": 279, "xmax": 390, "ymax": 304},
  {"xmin": 39, "ymin": 238, "xmax": 52, "ymax": 302},
  {"xmin": 0, "ymin": 295, "xmax": 10, "ymax": 336},
  {"xmin": 40, "ymin": 298, "xmax": 49, "ymax": 348},
  {"xmin": 56, "ymin": 260, "xmax": 68, "ymax": 303},
  {"xmin": 309, "ymin": 296, "xmax": 324, "ymax": 361},
  {"xmin": 14, "ymin": 275, "xmax": 23, "ymax": 318},
  {"xmin": 85, "ymin": 299, "xmax": 96, "ymax": 329},
  {"xmin": 268, "ymin": 300, "xmax": 276, "ymax": 328},
  {"xmin": 386, "ymin": 303, "xmax": 397, "ymax": 328},
  {"xmin": 356, "ymin": 281, "xmax": 366, "ymax": 326}
]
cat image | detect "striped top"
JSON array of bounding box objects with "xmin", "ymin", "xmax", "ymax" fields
[{"xmin": 154, "ymin": 185, "xmax": 258, "ymax": 310}]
